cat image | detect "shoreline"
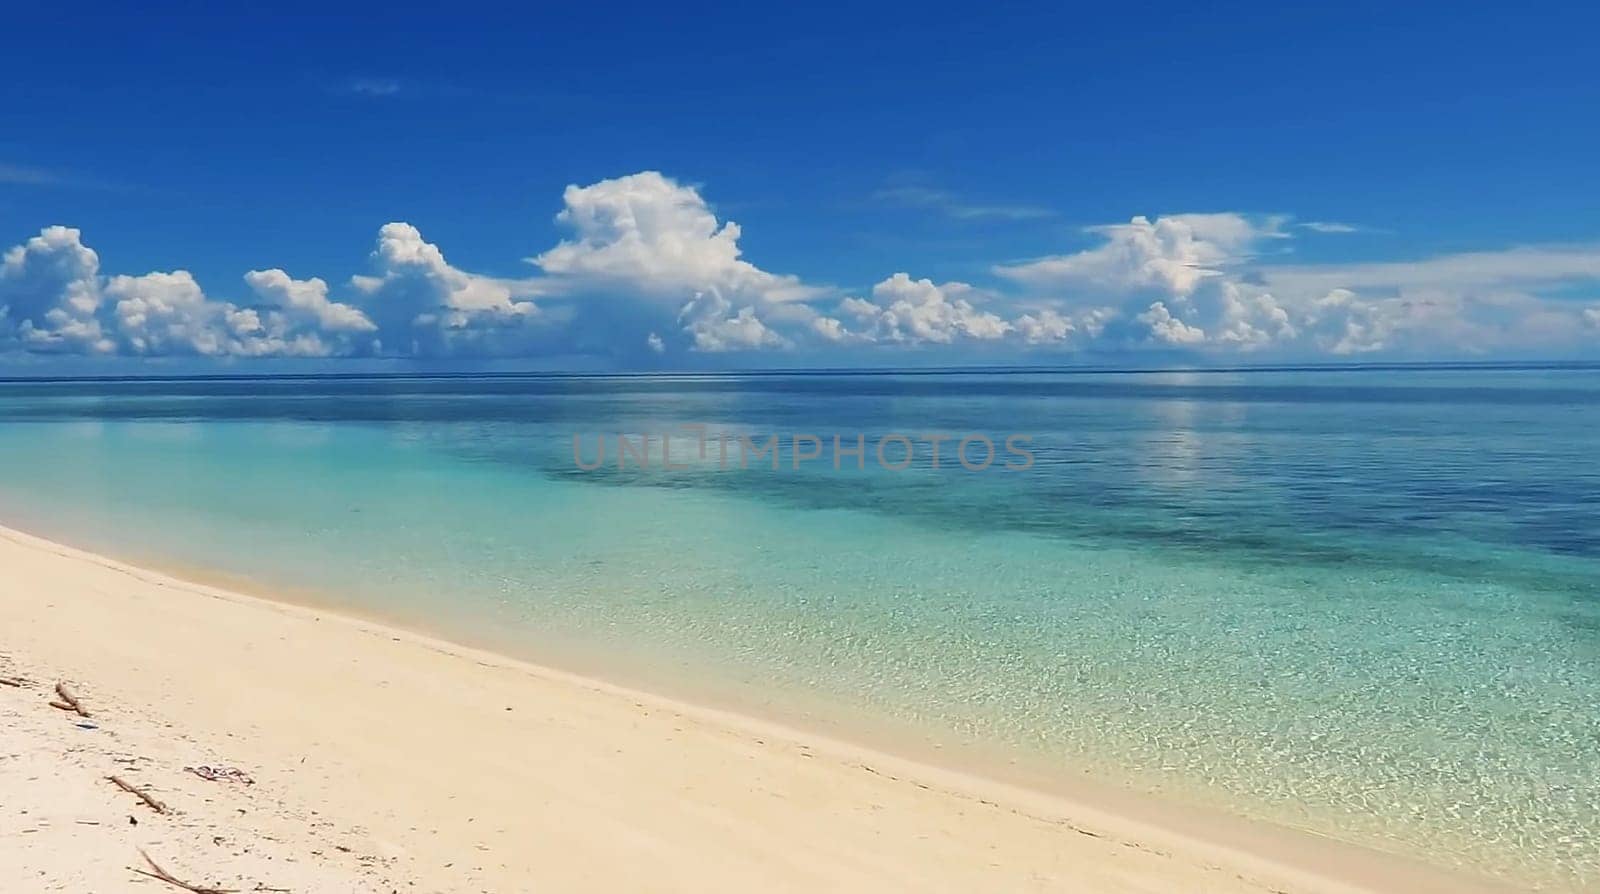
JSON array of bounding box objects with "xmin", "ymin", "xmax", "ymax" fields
[{"xmin": 0, "ymin": 522, "xmax": 1517, "ymax": 892}]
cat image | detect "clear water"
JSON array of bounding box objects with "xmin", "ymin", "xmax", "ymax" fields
[{"xmin": 1, "ymin": 367, "xmax": 1597, "ymax": 887}]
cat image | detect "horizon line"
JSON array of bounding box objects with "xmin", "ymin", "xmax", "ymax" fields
[{"xmin": 3, "ymin": 359, "xmax": 1599, "ymax": 385}]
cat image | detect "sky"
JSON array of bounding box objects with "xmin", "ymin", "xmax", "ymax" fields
[{"xmin": 3, "ymin": 2, "xmax": 1599, "ymax": 371}]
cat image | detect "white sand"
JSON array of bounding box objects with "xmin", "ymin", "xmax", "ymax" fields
[{"xmin": 0, "ymin": 524, "xmax": 1513, "ymax": 892}]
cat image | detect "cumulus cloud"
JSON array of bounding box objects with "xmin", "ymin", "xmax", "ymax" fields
[
  {"xmin": 244, "ymin": 270, "xmax": 375, "ymax": 334},
  {"xmin": 533, "ymin": 171, "xmax": 819, "ymax": 305},
  {"xmin": 351, "ymin": 222, "xmax": 537, "ymax": 355},
  {"xmin": 104, "ymin": 271, "xmax": 230, "ymax": 355},
  {"xmin": 1013, "ymin": 308, "xmax": 1075, "ymax": 345},
  {"xmin": 1135, "ymin": 301, "xmax": 1206, "ymax": 346},
  {"xmin": 995, "ymin": 213, "xmax": 1285, "ymax": 297},
  {"xmin": 830, "ymin": 274, "xmax": 1012, "ymax": 345},
  {"xmin": 1296, "ymin": 288, "xmax": 1391, "ymax": 354},
  {"xmin": 239, "ymin": 270, "xmax": 380, "ymax": 357},
  {"xmin": 104, "ymin": 270, "xmax": 364, "ymax": 357},
  {"xmin": 515, "ymin": 171, "xmax": 832, "ymax": 359},
  {"xmin": 6, "ymin": 179, "xmax": 1600, "ymax": 364},
  {"xmin": 1233, "ymin": 244, "xmax": 1600, "ymax": 356},
  {"xmin": 0, "ymin": 225, "xmax": 110, "ymax": 353},
  {"xmin": 993, "ymin": 212, "xmax": 1295, "ymax": 351},
  {"xmin": 808, "ymin": 314, "xmax": 849, "ymax": 343},
  {"xmin": 1211, "ymin": 283, "xmax": 1296, "ymax": 348},
  {"xmin": 991, "ymin": 212, "xmax": 1600, "ymax": 357},
  {"xmin": 677, "ymin": 292, "xmax": 789, "ymax": 352},
  {"xmin": 1134, "ymin": 281, "xmax": 1300, "ymax": 351},
  {"xmin": 1, "ymin": 227, "xmax": 377, "ymax": 359},
  {"xmin": 808, "ymin": 276, "xmax": 1117, "ymax": 351}
]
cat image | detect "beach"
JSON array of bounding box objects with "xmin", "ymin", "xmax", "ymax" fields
[{"xmin": 0, "ymin": 522, "xmax": 1515, "ymax": 893}]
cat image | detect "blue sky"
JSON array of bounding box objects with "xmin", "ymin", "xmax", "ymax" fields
[{"xmin": 3, "ymin": 2, "xmax": 1599, "ymax": 370}]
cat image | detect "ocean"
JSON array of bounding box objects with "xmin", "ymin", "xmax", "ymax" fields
[{"xmin": 1, "ymin": 366, "xmax": 1596, "ymax": 886}]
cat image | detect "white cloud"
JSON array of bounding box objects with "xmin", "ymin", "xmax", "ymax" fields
[
  {"xmin": 1136, "ymin": 301, "xmax": 1206, "ymax": 346},
  {"xmin": 1256, "ymin": 244, "xmax": 1600, "ymax": 295},
  {"xmin": 244, "ymin": 269, "xmax": 376, "ymax": 334},
  {"xmin": 1298, "ymin": 288, "xmax": 1395, "ymax": 355},
  {"xmin": 1013, "ymin": 308, "xmax": 1076, "ymax": 344},
  {"xmin": 517, "ymin": 172, "xmax": 828, "ymax": 359},
  {"xmin": 352, "ymin": 222, "xmax": 537, "ymax": 355},
  {"xmin": 839, "ymin": 274, "xmax": 1013, "ymax": 345},
  {"xmin": 7, "ymin": 179, "xmax": 1600, "ymax": 364},
  {"xmin": 0, "ymin": 226, "xmax": 111, "ymax": 353},
  {"xmin": 837, "ymin": 296, "xmax": 879, "ymax": 320},
  {"xmin": 104, "ymin": 271, "xmax": 345, "ymax": 358},
  {"xmin": 677, "ymin": 292, "xmax": 789, "ymax": 352},
  {"xmin": 1206, "ymin": 282, "xmax": 1297, "ymax": 349},
  {"xmin": 533, "ymin": 171, "xmax": 819, "ymax": 305},
  {"xmin": 813, "ymin": 277, "xmax": 1114, "ymax": 350},
  {"xmin": 1235, "ymin": 244, "xmax": 1600, "ymax": 356},
  {"xmin": 808, "ymin": 314, "xmax": 849, "ymax": 343},
  {"xmin": 1299, "ymin": 221, "xmax": 1363, "ymax": 234},
  {"xmin": 993, "ymin": 213, "xmax": 1294, "ymax": 351},
  {"xmin": 991, "ymin": 213, "xmax": 1600, "ymax": 357},
  {"xmin": 240, "ymin": 269, "xmax": 380, "ymax": 357},
  {"xmin": 105, "ymin": 270, "xmax": 223, "ymax": 355},
  {"xmin": 1, "ymin": 227, "xmax": 368, "ymax": 359},
  {"xmin": 995, "ymin": 213, "xmax": 1284, "ymax": 297}
]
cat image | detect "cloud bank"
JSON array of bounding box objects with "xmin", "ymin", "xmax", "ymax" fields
[{"xmin": 4, "ymin": 173, "xmax": 1599, "ymax": 364}]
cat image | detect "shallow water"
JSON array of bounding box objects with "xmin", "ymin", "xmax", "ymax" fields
[{"xmin": 2, "ymin": 367, "xmax": 1597, "ymax": 886}]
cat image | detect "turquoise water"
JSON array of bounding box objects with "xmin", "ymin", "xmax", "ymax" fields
[{"xmin": 1, "ymin": 368, "xmax": 1598, "ymax": 886}]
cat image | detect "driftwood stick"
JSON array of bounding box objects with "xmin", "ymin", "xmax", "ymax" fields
[
  {"xmin": 51, "ymin": 682, "xmax": 89, "ymax": 716},
  {"xmin": 108, "ymin": 775, "xmax": 168, "ymax": 814},
  {"xmin": 131, "ymin": 849, "xmax": 238, "ymax": 894}
]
